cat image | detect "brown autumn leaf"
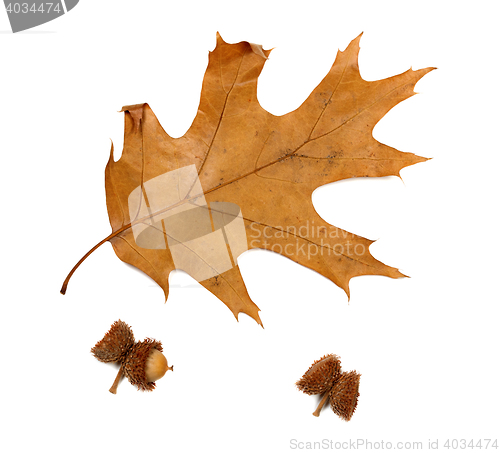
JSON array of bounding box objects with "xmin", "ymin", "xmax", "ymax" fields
[{"xmin": 61, "ymin": 33, "xmax": 434, "ymax": 326}]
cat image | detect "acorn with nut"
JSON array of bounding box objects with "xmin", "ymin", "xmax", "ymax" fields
[{"xmin": 91, "ymin": 320, "xmax": 173, "ymax": 394}]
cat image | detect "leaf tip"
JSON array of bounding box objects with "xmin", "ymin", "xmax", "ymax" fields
[
  {"xmin": 391, "ymin": 268, "xmax": 409, "ymax": 279},
  {"xmin": 121, "ymin": 103, "xmax": 148, "ymax": 134},
  {"xmin": 255, "ymin": 311, "xmax": 264, "ymax": 328},
  {"xmin": 418, "ymin": 66, "xmax": 437, "ymax": 76},
  {"xmin": 344, "ymin": 286, "xmax": 351, "ymax": 302},
  {"xmin": 234, "ymin": 308, "xmax": 264, "ymax": 327},
  {"xmin": 215, "ymin": 31, "xmax": 227, "ymax": 46},
  {"xmin": 397, "ymin": 153, "xmax": 431, "ymax": 178},
  {"xmin": 413, "ymin": 154, "xmax": 432, "ymax": 166},
  {"xmin": 411, "ymin": 66, "xmax": 437, "ymax": 92},
  {"xmin": 350, "ymin": 32, "xmax": 364, "ymax": 48},
  {"xmin": 108, "ymin": 140, "xmax": 115, "ymax": 163},
  {"xmin": 249, "ymin": 42, "xmax": 272, "ymax": 60},
  {"xmin": 340, "ymin": 32, "xmax": 363, "ymax": 61}
]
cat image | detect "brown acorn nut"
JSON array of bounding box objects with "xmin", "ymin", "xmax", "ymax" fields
[
  {"xmin": 91, "ymin": 320, "xmax": 173, "ymax": 394},
  {"xmin": 123, "ymin": 339, "xmax": 173, "ymax": 392}
]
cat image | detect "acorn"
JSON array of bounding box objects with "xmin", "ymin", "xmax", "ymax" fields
[
  {"xmin": 91, "ymin": 320, "xmax": 173, "ymax": 394},
  {"xmin": 296, "ymin": 354, "xmax": 361, "ymax": 420},
  {"xmin": 123, "ymin": 339, "xmax": 173, "ymax": 392}
]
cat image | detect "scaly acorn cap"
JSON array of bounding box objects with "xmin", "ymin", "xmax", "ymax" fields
[
  {"xmin": 91, "ymin": 319, "xmax": 135, "ymax": 364},
  {"xmin": 329, "ymin": 370, "xmax": 361, "ymax": 421},
  {"xmin": 296, "ymin": 354, "xmax": 342, "ymax": 395},
  {"xmin": 123, "ymin": 339, "xmax": 164, "ymax": 391}
]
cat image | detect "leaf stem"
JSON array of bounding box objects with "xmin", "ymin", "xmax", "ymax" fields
[{"xmin": 60, "ymin": 231, "xmax": 117, "ymax": 295}]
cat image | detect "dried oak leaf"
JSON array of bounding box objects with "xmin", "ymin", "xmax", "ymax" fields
[{"xmin": 61, "ymin": 33, "xmax": 434, "ymax": 326}]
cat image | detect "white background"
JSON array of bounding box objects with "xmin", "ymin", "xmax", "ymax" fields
[{"xmin": 1, "ymin": 1, "xmax": 499, "ymax": 452}]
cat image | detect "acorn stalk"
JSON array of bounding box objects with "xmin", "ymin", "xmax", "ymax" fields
[
  {"xmin": 312, "ymin": 392, "xmax": 330, "ymax": 417},
  {"xmin": 109, "ymin": 365, "xmax": 124, "ymax": 394}
]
